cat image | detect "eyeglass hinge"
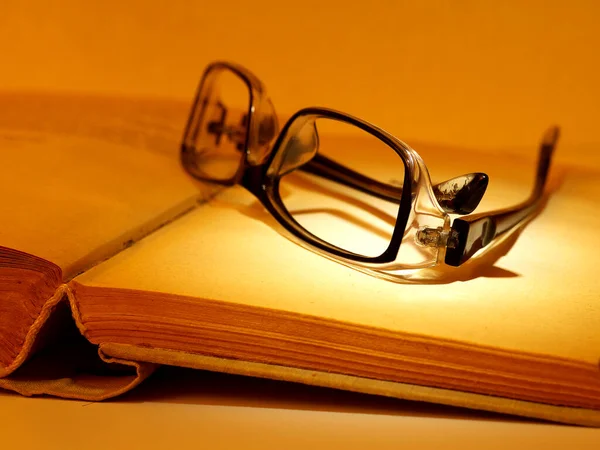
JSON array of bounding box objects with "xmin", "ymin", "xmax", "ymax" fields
[{"xmin": 415, "ymin": 226, "xmax": 459, "ymax": 249}]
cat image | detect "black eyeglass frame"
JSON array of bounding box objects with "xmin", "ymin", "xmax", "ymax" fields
[
  {"xmin": 245, "ymin": 107, "xmax": 417, "ymax": 265},
  {"xmin": 181, "ymin": 61, "xmax": 559, "ymax": 276}
]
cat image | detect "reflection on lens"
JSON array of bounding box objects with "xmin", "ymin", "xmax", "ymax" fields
[
  {"xmin": 277, "ymin": 118, "xmax": 405, "ymax": 258},
  {"xmin": 190, "ymin": 68, "xmax": 250, "ymax": 181}
]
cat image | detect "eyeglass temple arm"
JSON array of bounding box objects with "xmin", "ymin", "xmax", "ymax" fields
[
  {"xmin": 444, "ymin": 126, "xmax": 560, "ymax": 267},
  {"xmin": 302, "ymin": 153, "xmax": 489, "ymax": 215},
  {"xmin": 207, "ymin": 118, "xmax": 487, "ymax": 214}
]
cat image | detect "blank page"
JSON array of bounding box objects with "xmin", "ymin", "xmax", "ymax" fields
[
  {"xmin": 0, "ymin": 93, "xmax": 204, "ymax": 279},
  {"xmin": 74, "ymin": 150, "xmax": 600, "ymax": 366}
]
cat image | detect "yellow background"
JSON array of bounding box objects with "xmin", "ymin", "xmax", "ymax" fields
[{"xmin": 2, "ymin": 0, "xmax": 599, "ymax": 163}]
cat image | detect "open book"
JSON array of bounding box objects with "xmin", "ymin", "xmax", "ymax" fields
[{"xmin": 1, "ymin": 93, "xmax": 599, "ymax": 427}]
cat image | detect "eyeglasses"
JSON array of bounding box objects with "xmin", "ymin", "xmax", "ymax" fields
[{"xmin": 181, "ymin": 61, "xmax": 559, "ymax": 281}]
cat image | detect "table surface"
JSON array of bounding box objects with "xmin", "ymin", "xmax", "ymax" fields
[{"xmin": 1, "ymin": 367, "xmax": 599, "ymax": 449}]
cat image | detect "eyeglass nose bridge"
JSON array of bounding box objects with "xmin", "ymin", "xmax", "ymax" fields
[{"xmin": 206, "ymin": 96, "xmax": 280, "ymax": 169}]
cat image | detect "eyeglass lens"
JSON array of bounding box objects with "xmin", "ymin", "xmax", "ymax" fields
[
  {"xmin": 191, "ymin": 69, "xmax": 250, "ymax": 181},
  {"xmin": 277, "ymin": 118, "xmax": 405, "ymax": 258}
]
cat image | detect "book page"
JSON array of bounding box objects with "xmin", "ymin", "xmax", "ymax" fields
[
  {"xmin": 74, "ymin": 143, "xmax": 600, "ymax": 366},
  {"xmin": 0, "ymin": 93, "xmax": 206, "ymax": 279}
]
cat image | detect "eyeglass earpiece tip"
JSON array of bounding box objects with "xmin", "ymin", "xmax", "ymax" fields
[{"xmin": 542, "ymin": 126, "xmax": 560, "ymax": 149}]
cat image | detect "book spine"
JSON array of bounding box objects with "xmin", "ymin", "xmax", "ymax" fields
[{"xmin": 0, "ymin": 247, "xmax": 64, "ymax": 377}]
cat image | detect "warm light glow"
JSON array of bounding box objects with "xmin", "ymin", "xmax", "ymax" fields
[{"xmin": 280, "ymin": 171, "xmax": 398, "ymax": 257}]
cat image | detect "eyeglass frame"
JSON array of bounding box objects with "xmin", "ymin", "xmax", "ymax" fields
[{"xmin": 181, "ymin": 61, "xmax": 559, "ymax": 277}]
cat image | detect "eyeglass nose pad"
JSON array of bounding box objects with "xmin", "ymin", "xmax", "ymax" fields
[
  {"xmin": 247, "ymin": 97, "xmax": 281, "ymax": 165},
  {"xmin": 277, "ymin": 120, "xmax": 320, "ymax": 176},
  {"xmin": 433, "ymin": 172, "xmax": 489, "ymax": 215},
  {"xmin": 257, "ymin": 98, "xmax": 278, "ymax": 145}
]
